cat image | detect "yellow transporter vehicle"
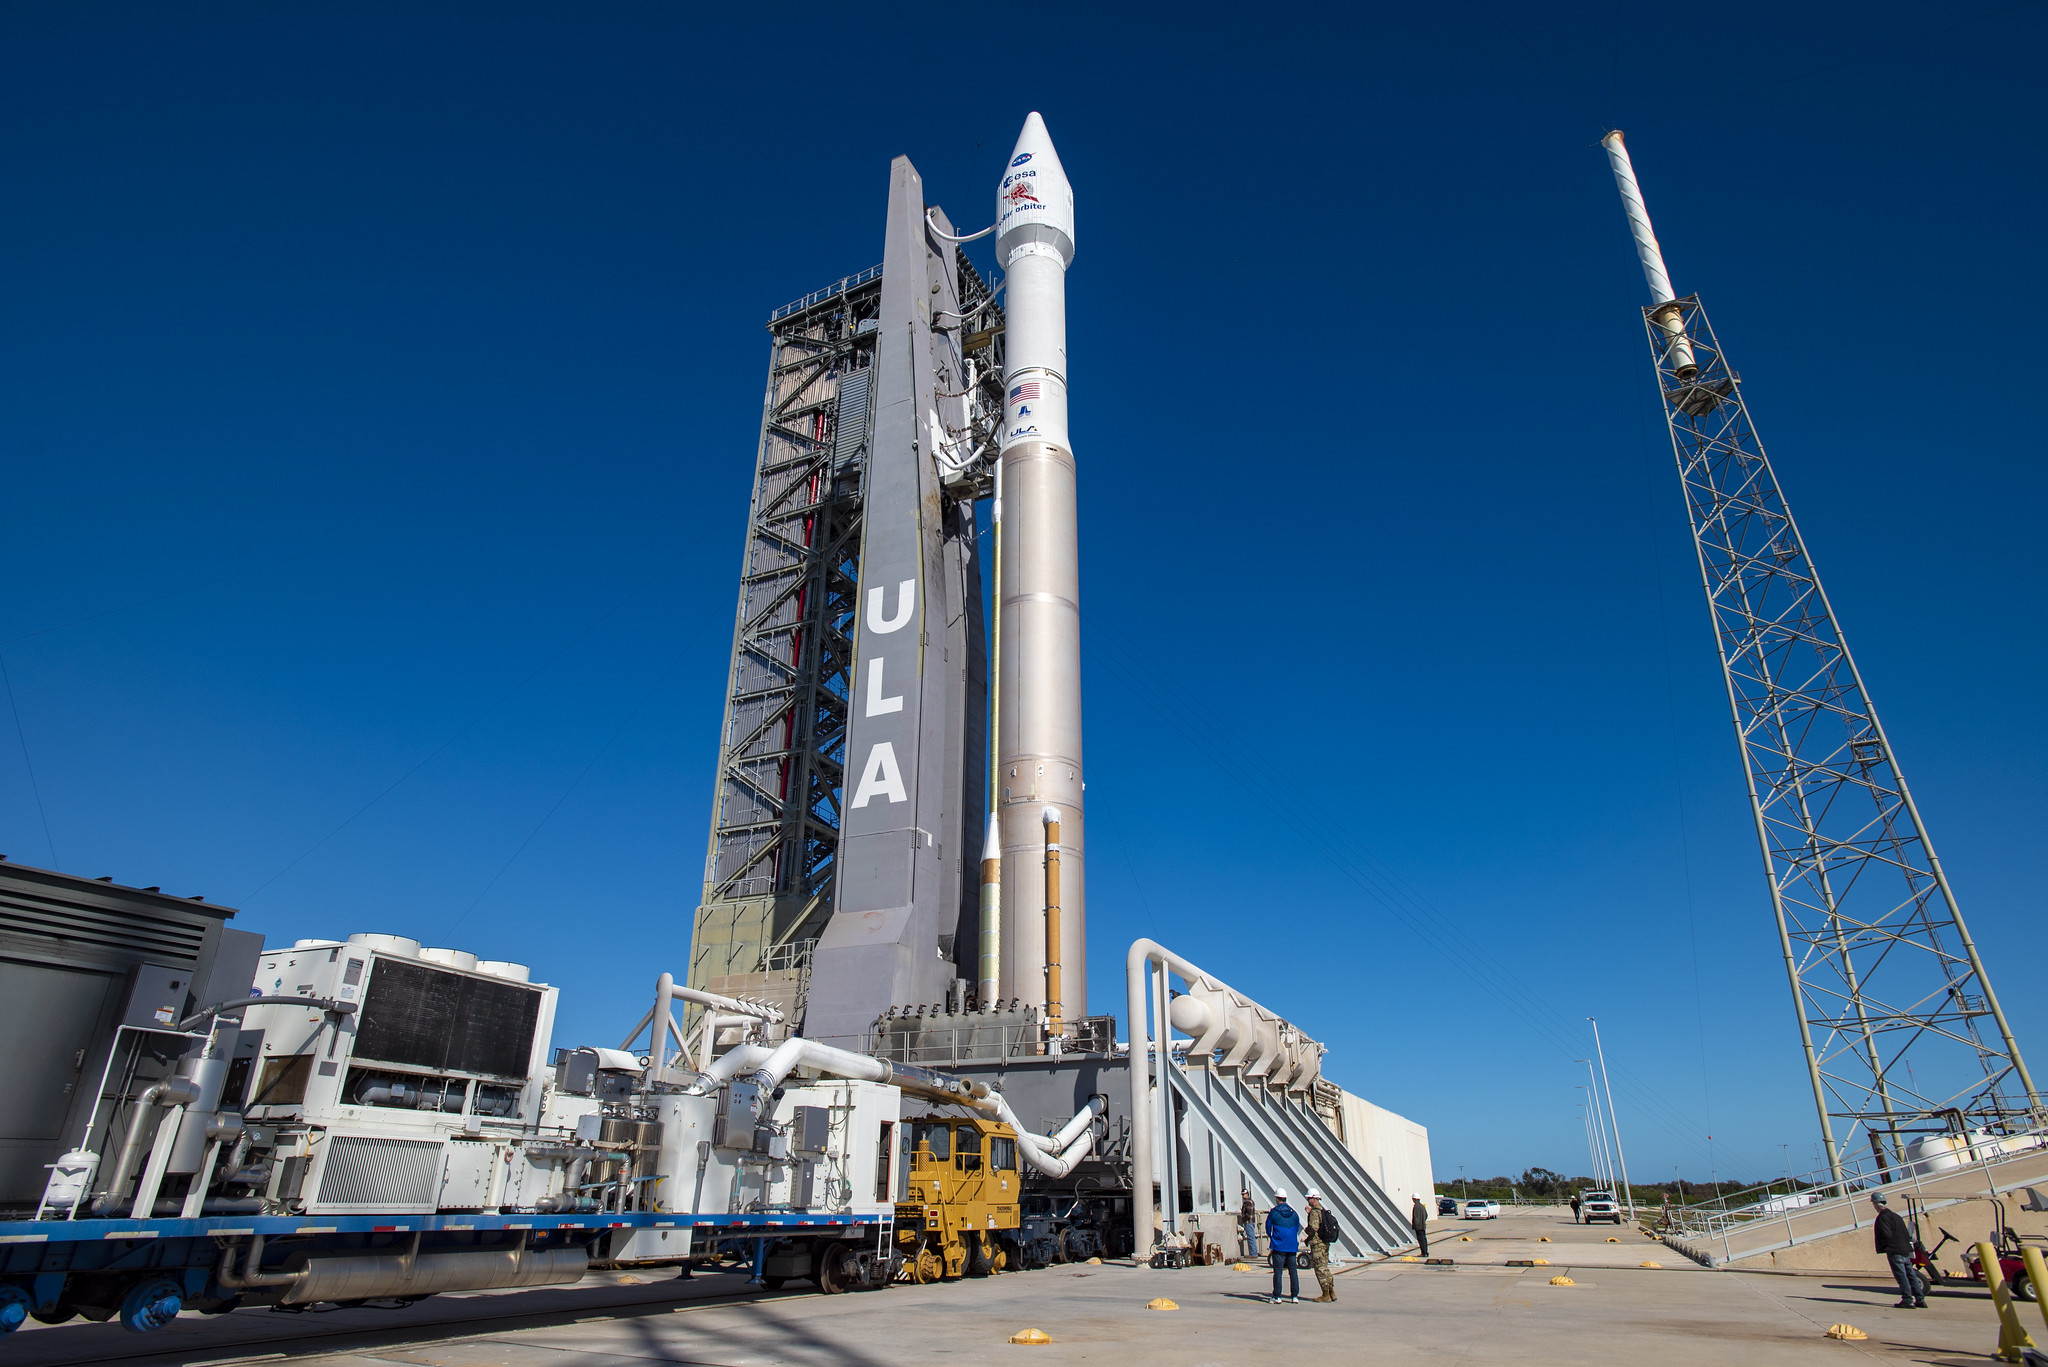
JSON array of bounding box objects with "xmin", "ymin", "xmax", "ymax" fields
[{"xmin": 897, "ymin": 1115, "xmax": 1023, "ymax": 1282}]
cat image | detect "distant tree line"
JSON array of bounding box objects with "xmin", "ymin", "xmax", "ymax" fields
[{"xmin": 1433, "ymin": 1167, "xmax": 1794, "ymax": 1203}]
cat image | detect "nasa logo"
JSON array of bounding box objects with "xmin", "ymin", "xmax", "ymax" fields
[
  {"xmin": 1002, "ymin": 182, "xmax": 1041, "ymax": 208},
  {"xmin": 1011, "ymin": 152, "xmax": 1033, "ymax": 167}
]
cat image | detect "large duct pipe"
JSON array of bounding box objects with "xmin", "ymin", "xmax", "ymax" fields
[
  {"xmin": 1600, "ymin": 130, "xmax": 1696, "ymax": 379},
  {"xmin": 1126, "ymin": 938, "xmax": 1329, "ymax": 1251},
  {"xmin": 698, "ymin": 1033, "xmax": 1097, "ymax": 1179},
  {"xmin": 994, "ymin": 113, "xmax": 1087, "ymax": 1025}
]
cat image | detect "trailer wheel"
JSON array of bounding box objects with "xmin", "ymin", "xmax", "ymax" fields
[
  {"xmin": 815, "ymin": 1245, "xmax": 853, "ymax": 1295},
  {"xmin": 118, "ymin": 1279, "xmax": 183, "ymax": 1335},
  {"xmin": 0, "ymin": 1286, "xmax": 29, "ymax": 1333}
]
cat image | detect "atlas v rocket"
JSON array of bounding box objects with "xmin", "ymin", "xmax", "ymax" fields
[
  {"xmin": 789, "ymin": 114, "xmax": 1086, "ymax": 1047},
  {"xmin": 989, "ymin": 114, "xmax": 1086, "ymax": 1036}
]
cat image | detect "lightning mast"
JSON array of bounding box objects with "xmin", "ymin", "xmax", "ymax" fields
[{"xmin": 1601, "ymin": 131, "xmax": 2039, "ymax": 1182}]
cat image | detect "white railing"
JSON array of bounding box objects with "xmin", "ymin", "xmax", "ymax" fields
[
  {"xmin": 1660, "ymin": 1125, "xmax": 2048, "ymax": 1254},
  {"xmin": 770, "ymin": 263, "xmax": 883, "ymax": 323}
]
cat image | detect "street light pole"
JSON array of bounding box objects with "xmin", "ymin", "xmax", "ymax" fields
[
  {"xmin": 1588, "ymin": 1018, "xmax": 1635, "ymax": 1218},
  {"xmin": 1576, "ymin": 1089, "xmax": 1607, "ymax": 1190},
  {"xmin": 1577, "ymin": 1062, "xmax": 1616, "ymax": 1193}
]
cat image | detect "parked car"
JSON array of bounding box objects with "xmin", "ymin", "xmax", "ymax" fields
[
  {"xmin": 1438, "ymin": 1195, "xmax": 1460, "ymax": 1216},
  {"xmin": 1462, "ymin": 1198, "xmax": 1500, "ymax": 1220},
  {"xmin": 1579, "ymin": 1191, "xmax": 1623, "ymax": 1224}
]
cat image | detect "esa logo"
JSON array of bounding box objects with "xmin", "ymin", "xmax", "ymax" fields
[{"xmin": 1011, "ymin": 152, "xmax": 1033, "ymax": 167}]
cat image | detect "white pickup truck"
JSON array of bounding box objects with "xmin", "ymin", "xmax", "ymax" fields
[{"xmin": 1578, "ymin": 1191, "xmax": 1623, "ymax": 1224}]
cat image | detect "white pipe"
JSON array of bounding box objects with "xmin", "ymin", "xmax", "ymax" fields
[
  {"xmin": 702, "ymin": 1043, "xmax": 777, "ymax": 1087},
  {"xmin": 1126, "ymin": 938, "xmax": 1203, "ymax": 1252},
  {"xmin": 706, "ymin": 1033, "xmax": 1098, "ymax": 1179},
  {"xmin": 1042, "ymin": 1095, "xmax": 1103, "ymax": 1153},
  {"xmin": 1600, "ymin": 129, "xmax": 1696, "ymax": 378}
]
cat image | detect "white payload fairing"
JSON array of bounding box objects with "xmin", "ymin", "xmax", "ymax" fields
[{"xmin": 991, "ymin": 113, "xmax": 1086, "ymax": 1033}]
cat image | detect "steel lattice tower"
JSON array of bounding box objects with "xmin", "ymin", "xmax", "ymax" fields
[
  {"xmin": 688, "ymin": 266, "xmax": 883, "ymax": 1008},
  {"xmin": 1604, "ymin": 133, "xmax": 2039, "ymax": 1182}
]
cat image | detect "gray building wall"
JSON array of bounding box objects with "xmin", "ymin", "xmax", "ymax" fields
[{"xmin": 0, "ymin": 861, "xmax": 258, "ymax": 1209}]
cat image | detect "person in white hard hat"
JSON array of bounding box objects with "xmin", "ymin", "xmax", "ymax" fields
[
  {"xmin": 1303, "ymin": 1190, "xmax": 1337, "ymax": 1302},
  {"xmin": 1410, "ymin": 1193, "xmax": 1431, "ymax": 1256},
  {"xmin": 1264, "ymin": 1191, "xmax": 1302, "ymax": 1303}
]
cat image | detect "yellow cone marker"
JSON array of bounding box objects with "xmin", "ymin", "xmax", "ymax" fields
[
  {"xmin": 1460, "ymin": 1235, "xmax": 1471, "ymax": 1242},
  {"xmin": 1400, "ymin": 1255, "xmax": 1421, "ymax": 1262},
  {"xmin": 1538, "ymin": 1236, "xmax": 1552, "ymax": 1242},
  {"xmin": 1145, "ymin": 1298, "xmax": 1179, "ymax": 1311},
  {"xmin": 1085, "ymin": 1257, "xmax": 1102, "ymax": 1265},
  {"xmin": 1825, "ymin": 1325, "xmax": 1867, "ymax": 1341},
  {"xmin": 1641, "ymin": 1260, "xmax": 1663, "ymax": 1269},
  {"xmin": 1550, "ymin": 1275, "xmax": 1576, "ymax": 1286},
  {"xmin": 1533, "ymin": 1258, "xmax": 1550, "ymax": 1266},
  {"xmin": 1231, "ymin": 1262, "xmax": 1252, "ymax": 1272},
  {"xmin": 1010, "ymin": 1328, "xmax": 1053, "ymax": 1345},
  {"xmin": 1605, "ymin": 1237, "xmax": 1619, "ymax": 1243}
]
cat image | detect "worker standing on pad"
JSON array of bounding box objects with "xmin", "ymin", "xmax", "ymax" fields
[
  {"xmin": 1410, "ymin": 1194, "xmax": 1431, "ymax": 1256},
  {"xmin": 1266, "ymin": 1191, "xmax": 1302, "ymax": 1303},
  {"xmin": 1304, "ymin": 1190, "xmax": 1337, "ymax": 1302},
  {"xmin": 1239, "ymin": 1189, "xmax": 1260, "ymax": 1258},
  {"xmin": 1871, "ymin": 1193, "xmax": 1927, "ymax": 1308}
]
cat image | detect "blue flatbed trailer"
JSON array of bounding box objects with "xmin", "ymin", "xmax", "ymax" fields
[{"xmin": 0, "ymin": 1210, "xmax": 891, "ymax": 1336}]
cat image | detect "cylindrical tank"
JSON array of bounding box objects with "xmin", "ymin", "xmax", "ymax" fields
[
  {"xmin": 650, "ymin": 1093, "xmax": 721, "ymax": 1215},
  {"xmin": 281, "ymin": 1246, "xmax": 587, "ymax": 1304},
  {"xmin": 346, "ymin": 933, "xmax": 421, "ymax": 958},
  {"xmin": 993, "ymin": 112, "xmax": 1087, "ymax": 1027},
  {"xmin": 167, "ymin": 1024, "xmax": 241, "ymax": 1174}
]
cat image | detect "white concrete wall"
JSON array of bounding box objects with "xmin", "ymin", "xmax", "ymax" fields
[{"xmin": 1336, "ymin": 1089, "xmax": 1433, "ymax": 1205}]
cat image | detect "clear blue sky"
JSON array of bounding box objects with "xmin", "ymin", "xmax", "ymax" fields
[{"xmin": 2, "ymin": 3, "xmax": 2041, "ymax": 1187}]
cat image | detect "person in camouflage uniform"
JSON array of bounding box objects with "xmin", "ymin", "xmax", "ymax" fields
[{"xmin": 1304, "ymin": 1191, "xmax": 1336, "ymax": 1302}]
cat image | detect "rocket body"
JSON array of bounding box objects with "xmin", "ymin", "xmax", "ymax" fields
[{"xmin": 992, "ymin": 113, "xmax": 1086, "ymax": 1027}]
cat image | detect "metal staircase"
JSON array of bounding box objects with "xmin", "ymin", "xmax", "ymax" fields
[{"xmin": 1169, "ymin": 1062, "xmax": 1412, "ymax": 1258}]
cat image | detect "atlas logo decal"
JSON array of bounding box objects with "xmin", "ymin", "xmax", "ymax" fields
[
  {"xmin": 1002, "ymin": 182, "xmax": 1041, "ymax": 208},
  {"xmin": 1011, "ymin": 152, "xmax": 1033, "ymax": 167},
  {"xmin": 1006, "ymin": 424, "xmax": 1040, "ymax": 440}
]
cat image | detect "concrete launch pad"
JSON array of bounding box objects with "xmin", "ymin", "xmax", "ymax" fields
[{"xmin": 10, "ymin": 1207, "xmax": 2025, "ymax": 1367}]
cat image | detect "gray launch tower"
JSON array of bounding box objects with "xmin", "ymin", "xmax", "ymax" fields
[{"xmin": 690, "ymin": 159, "xmax": 1007, "ymax": 1043}]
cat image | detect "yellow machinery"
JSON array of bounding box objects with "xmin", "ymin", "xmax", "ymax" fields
[{"xmin": 897, "ymin": 1115, "xmax": 1022, "ymax": 1282}]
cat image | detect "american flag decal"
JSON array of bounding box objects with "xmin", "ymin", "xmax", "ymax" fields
[{"xmin": 1008, "ymin": 382, "xmax": 1040, "ymax": 403}]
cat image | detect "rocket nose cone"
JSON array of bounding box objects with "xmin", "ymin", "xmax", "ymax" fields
[
  {"xmin": 997, "ymin": 112, "xmax": 1075, "ymax": 263},
  {"xmin": 1005, "ymin": 112, "xmax": 1069, "ymax": 186}
]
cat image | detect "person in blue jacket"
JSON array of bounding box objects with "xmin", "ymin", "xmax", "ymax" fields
[{"xmin": 1265, "ymin": 1191, "xmax": 1302, "ymax": 1303}]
